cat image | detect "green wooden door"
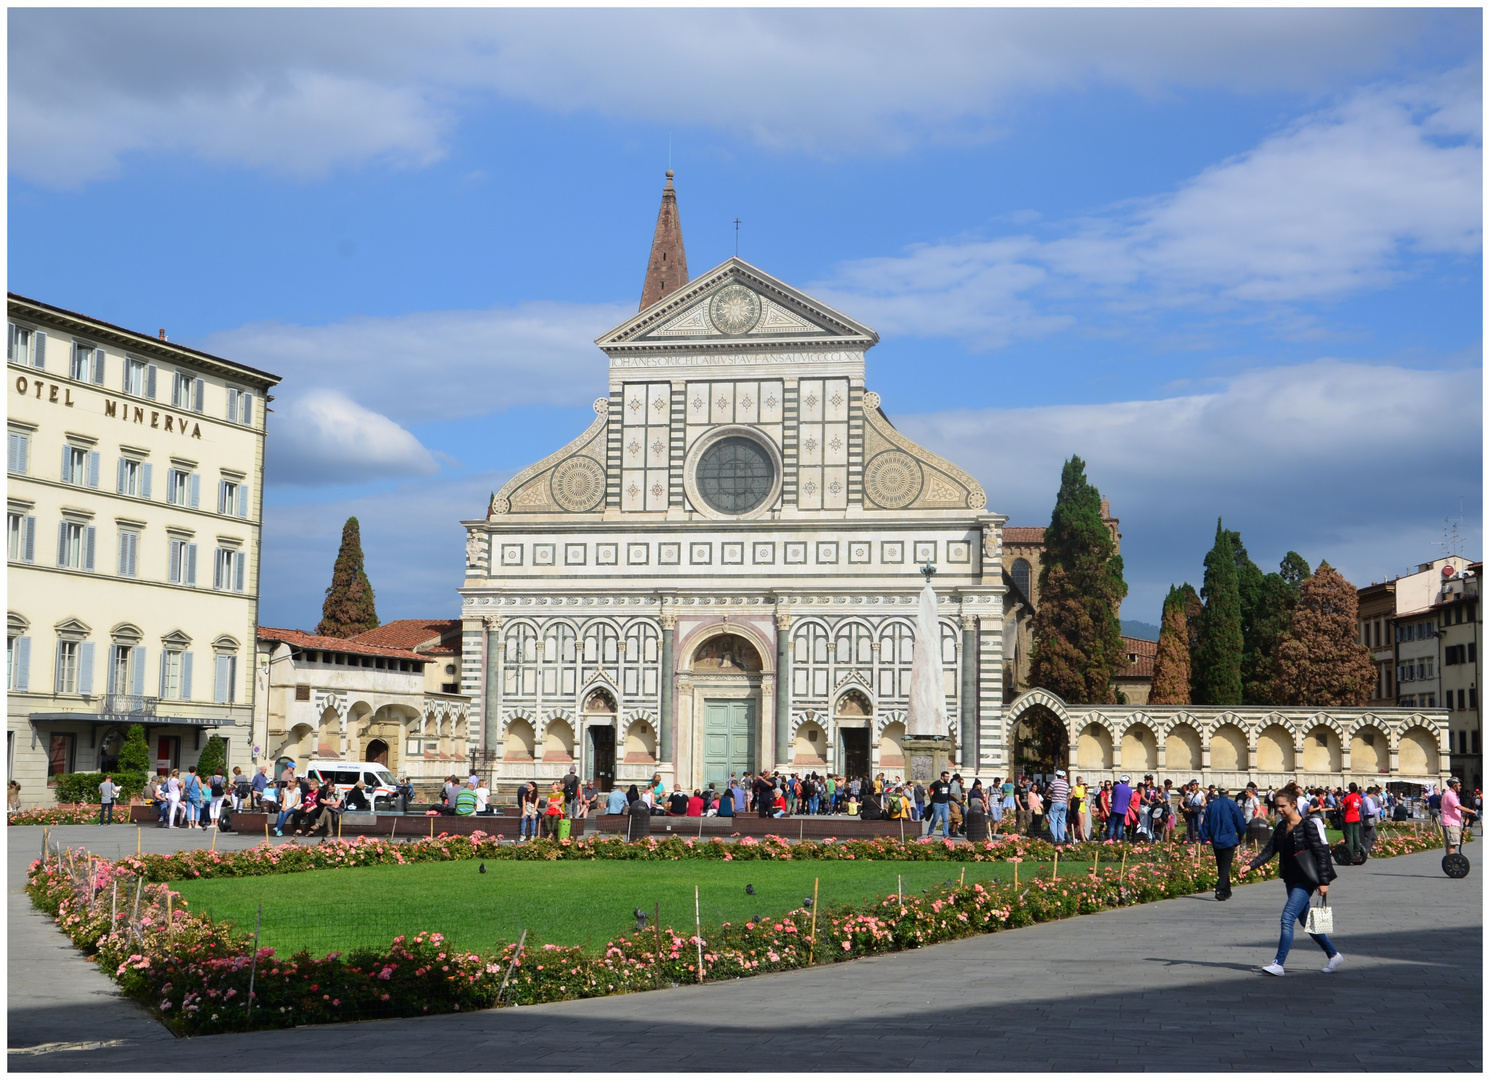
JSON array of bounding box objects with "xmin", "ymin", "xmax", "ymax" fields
[{"xmin": 703, "ymin": 699, "xmax": 756, "ymax": 789}]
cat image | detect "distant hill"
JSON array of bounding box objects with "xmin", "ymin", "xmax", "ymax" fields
[{"xmin": 1121, "ymin": 619, "xmax": 1160, "ymax": 642}]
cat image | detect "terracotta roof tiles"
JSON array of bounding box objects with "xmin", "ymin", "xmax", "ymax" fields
[
  {"xmin": 256, "ymin": 626, "xmax": 427, "ymax": 663},
  {"xmin": 351, "ymin": 619, "xmax": 461, "ymax": 651}
]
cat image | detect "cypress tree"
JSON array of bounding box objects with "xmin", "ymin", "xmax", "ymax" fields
[
  {"xmin": 1029, "ymin": 456, "xmax": 1128, "ymax": 704},
  {"xmin": 1274, "ymin": 562, "xmax": 1377, "ymax": 706},
  {"xmin": 196, "ymin": 734, "xmax": 228, "ymax": 779},
  {"xmin": 316, "ymin": 517, "xmax": 380, "ymax": 638},
  {"xmin": 1193, "ymin": 519, "xmax": 1243, "ymax": 705},
  {"xmin": 117, "ymin": 724, "xmax": 150, "ymax": 773},
  {"xmin": 1149, "ymin": 585, "xmax": 1194, "ymax": 705}
]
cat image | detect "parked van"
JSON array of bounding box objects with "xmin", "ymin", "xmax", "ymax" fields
[{"xmin": 305, "ymin": 760, "xmax": 399, "ymax": 810}]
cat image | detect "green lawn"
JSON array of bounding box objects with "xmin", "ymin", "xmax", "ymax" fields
[{"xmin": 172, "ymin": 858, "xmax": 1090, "ymax": 957}]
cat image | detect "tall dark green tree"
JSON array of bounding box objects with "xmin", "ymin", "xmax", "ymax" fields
[
  {"xmin": 1235, "ymin": 540, "xmax": 1311, "ymax": 705},
  {"xmin": 1029, "ymin": 456, "xmax": 1128, "ymax": 704},
  {"xmin": 317, "ymin": 517, "xmax": 380, "ymax": 638},
  {"xmin": 1150, "ymin": 584, "xmax": 1195, "ymax": 705},
  {"xmin": 1193, "ymin": 519, "xmax": 1243, "ymax": 705},
  {"xmin": 196, "ymin": 734, "xmax": 228, "ymax": 779}
]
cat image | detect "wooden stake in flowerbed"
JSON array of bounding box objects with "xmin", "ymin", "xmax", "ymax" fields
[
  {"xmin": 694, "ymin": 885, "xmax": 704, "ymax": 983},
  {"xmin": 497, "ymin": 928, "xmax": 527, "ymax": 1003},
  {"xmin": 808, "ymin": 876, "xmax": 819, "ymax": 966}
]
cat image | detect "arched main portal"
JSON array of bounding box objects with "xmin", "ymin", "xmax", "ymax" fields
[
  {"xmin": 364, "ymin": 740, "xmax": 389, "ymax": 767},
  {"xmin": 686, "ymin": 631, "xmax": 765, "ymax": 790},
  {"xmin": 1011, "ymin": 704, "xmax": 1069, "ymax": 780}
]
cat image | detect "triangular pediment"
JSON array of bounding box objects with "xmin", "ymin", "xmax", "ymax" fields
[{"xmin": 597, "ymin": 257, "xmax": 878, "ymax": 354}]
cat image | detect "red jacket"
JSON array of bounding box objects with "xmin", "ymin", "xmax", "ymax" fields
[{"xmin": 1343, "ymin": 792, "xmax": 1362, "ymax": 824}]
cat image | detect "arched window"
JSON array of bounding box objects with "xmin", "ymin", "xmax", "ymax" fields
[
  {"xmin": 832, "ymin": 622, "xmax": 875, "ymax": 688},
  {"xmin": 877, "ymin": 622, "xmax": 915, "ymax": 699},
  {"xmin": 503, "ymin": 624, "xmax": 538, "ymax": 696},
  {"xmin": 621, "ymin": 621, "xmax": 660, "ymax": 698},
  {"xmin": 541, "ymin": 622, "xmax": 578, "ymax": 697},
  {"xmin": 1011, "ymin": 558, "xmax": 1032, "ymax": 602},
  {"xmin": 581, "ymin": 621, "xmax": 620, "ymax": 685},
  {"xmin": 792, "ymin": 622, "xmax": 831, "ymax": 700}
]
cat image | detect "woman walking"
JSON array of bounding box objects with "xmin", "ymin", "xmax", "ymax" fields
[{"xmin": 1243, "ymin": 782, "xmax": 1344, "ymax": 976}]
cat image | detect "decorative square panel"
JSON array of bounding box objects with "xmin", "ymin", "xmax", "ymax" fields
[
  {"xmin": 565, "ymin": 543, "xmax": 587, "ymax": 566},
  {"xmin": 816, "ymin": 542, "xmax": 838, "ymax": 564},
  {"xmin": 881, "ymin": 541, "xmax": 905, "ymax": 564},
  {"xmin": 627, "ymin": 543, "xmax": 650, "ymax": 565},
  {"xmin": 848, "ymin": 541, "xmax": 871, "ymax": 564},
  {"xmin": 785, "ymin": 542, "xmax": 807, "ymax": 565},
  {"xmin": 533, "ymin": 544, "xmax": 555, "ymax": 567},
  {"xmin": 501, "ymin": 544, "xmax": 523, "ymax": 566},
  {"xmin": 658, "ymin": 543, "xmax": 681, "ymax": 565},
  {"xmin": 690, "ymin": 542, "xmax": 712, "ymax": 565},
  {"xmin": 722, "ymin": 542, "xmax": 744, "ymax": 565},
  {"xmin": 914, "ymin": 541, "xmax": 937, "ymax": 565},
  {"xmin": 597, "ymin": 543, "xmax": 618, "ymax": 565},
  {"xmin": 752, "ymin": 542, "xmax": 775, "ymax": 565},
  {"xmin": 947, "ymin": 541, "xmax": 970, "ymax": 563}
]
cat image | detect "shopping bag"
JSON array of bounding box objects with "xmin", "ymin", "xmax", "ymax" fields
[
  {"xmin": 558, "ymin": 818, "xmax": 572, "ymax": 841},
  {"xmin": 1304, "ymin": 898, "xmax": 1333, "ymax": 935}
]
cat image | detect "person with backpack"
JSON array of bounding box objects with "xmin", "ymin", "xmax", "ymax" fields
[
  {"xmin": 207, "ymin": 768, "xmax": 227, "ymax": 829},
  {"xmin": 1107, "ymin": 776, "xmax": 1133, "ymax": 842},
  {"xmin": 182, "ymin": 766, "xmax": 205, "ymax": 829},
  {"xmin": 562, "ymin": 766, "xmax": 581, "ymax": 818},
  {"xmin": 1241, "ymin": 782, "xmax": 1342, "ymax": 976}
]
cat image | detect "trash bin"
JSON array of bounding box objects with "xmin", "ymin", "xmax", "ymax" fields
[
  {"xmin": 626, "ymin": 801, "xmax": 651, "ymax": 841},
  {"xmin": 965, "ymin": 805, "xmax": 989, "ymax": 842}
]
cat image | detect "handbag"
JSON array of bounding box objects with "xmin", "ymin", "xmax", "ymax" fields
[{"xmin": 1304, "ymin": 897, "xmax": 1333, "ymax": 935}]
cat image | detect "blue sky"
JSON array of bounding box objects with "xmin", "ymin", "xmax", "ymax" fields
[{"xmin": 9, "ymin": 8, "xmax": 1482, "ymax": 630}]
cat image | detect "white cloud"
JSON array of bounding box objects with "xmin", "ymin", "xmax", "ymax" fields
[
  {"xmin": 266, "ymin": 389, "xmax": 439, "ymax": 487},
  {"xmin": 10, "ymin": 9, "xmax": 1473, "ymax": 187},
  {"xmin": 201, "ymin": 300, "xmax": 624, "ymax": 430},
  {"xmin": 815, "ymin": 73, "xmax": 1482, "ymax": 346},
  {"xmin": 897, "ymin": 359, "xmax": 1483, "ymax": 619},
  {"xmin": 261, "ymin": 470, "xmax": 508, "ymax": 628}
]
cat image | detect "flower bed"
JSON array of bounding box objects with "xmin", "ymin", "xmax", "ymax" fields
[
  {"xmin": 10, "ymin": 803, "xmax": 108, "ymax": 825},
  {"xmin": 26, "ymin": 825, "xmax": 1447, "ymax": 1036}
]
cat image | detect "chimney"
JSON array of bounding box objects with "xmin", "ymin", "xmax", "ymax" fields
[{"xmin": 158, "ymin": 329, "xmax": 167, "ymax": 341}]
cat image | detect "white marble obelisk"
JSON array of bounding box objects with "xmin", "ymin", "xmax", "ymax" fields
[{"xmin": 906, "ymin": 579, "xmax": 946, "ymax": 738}]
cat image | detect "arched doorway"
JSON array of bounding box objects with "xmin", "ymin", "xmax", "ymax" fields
[
  {"xmin": 584, "ymin": 689, "xmax": 617, "ymax": 790},
  {"xmin": 836, "ymin": 690, "xmax": 873, "ymax": 780},
  {"xmin": 364, "ymin": 740, "xmax": 389, "ymax": 767},
  {"xmin": 689, "ymin": 631, "xmax": 764, "ymax": 790},
  {"xmin": 1012, "ymin": 704, "xmax": 1068, "ymax": 779}
]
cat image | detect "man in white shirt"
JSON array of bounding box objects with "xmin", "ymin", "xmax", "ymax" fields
[{"xmin": 475, "ymin": 780, "xmax": 490, "ymax": 815}]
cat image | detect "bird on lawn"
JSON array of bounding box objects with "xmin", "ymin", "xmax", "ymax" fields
[
  {"xmin": 634, "ymin": 908, "xmax": 649, "ymax": 931},
  {"xmin": 803, "ymin": 897, "xmax": 813, "ymax": 908},
  {"xmin": 479, "ymin": 862, "xmax": 486, "ymax": 873},
  {"xmin": 745, "ymin": 884, "xmax": 755, "ymax": 895}
]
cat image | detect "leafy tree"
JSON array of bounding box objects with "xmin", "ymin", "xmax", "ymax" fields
[
  {"xmin": 196, "ymin": 734, "xmax": 228, "ymax": 779},
  {"xmin": 317, "ymin": 517, "xmax": 379, "ymax": 638},
  {"xmin": 1149, "ymin": 585, "xmax": 1194, "ymax": 705},
  {"xmin": 1193, "ymin": 519, "xmax": 1243, "ymax": 705},
  {"xmin": 1227, "ymin": 533, "xmax": 1311, "ymax": 705},
  {"xmin": 1029, "ymin": 457, "xmax": 1128, "ymax": 704},
  {"xmin": 1274, "ymin": 562, "xmax": 1377, "ymax": 706},
  {"xmin": 117, "ymin": 724, "xmax": 151, "ymax": 773}
]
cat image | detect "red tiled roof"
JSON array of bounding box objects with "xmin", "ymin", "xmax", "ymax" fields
[
  {"xmin": 1120, "ymin": 635, "xmax": 1157, "ymax": 678},
  {"xmin": 351, "ymin": 619, "xmax": 461, "ymax": 651},
  {"xmin": 1002, "ymin": 526, "xmax": 1046, "ymax": 544},
  {"xmin": 257, "ymin": 626, "xmax": 427, "ymax": 662}
]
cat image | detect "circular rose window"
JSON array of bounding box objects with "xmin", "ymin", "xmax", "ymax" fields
[{"xmin": 695, "ymin": 436, "xmax": 775, "ymax": 514}]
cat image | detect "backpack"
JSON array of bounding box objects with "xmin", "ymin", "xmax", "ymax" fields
[{"xmin": 210, "ymin": 777, "xmax": 225, "ymax": 798}]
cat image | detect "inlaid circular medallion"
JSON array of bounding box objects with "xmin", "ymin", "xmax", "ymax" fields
[
  {"xmin": 708, "ymin": 285, "xmax": 762, "ymax": 335},
  {"xmin": 550, "ymin": 456, "xmax": 605, "ymax": 512},
  {"xmin": 864, "ymin": 450, "xmax": 923, "ymax": 509}
]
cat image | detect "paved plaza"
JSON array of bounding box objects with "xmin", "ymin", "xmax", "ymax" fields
[{"xmin": 8, "ymin": 825, "xmax": 1482, "ymax": 1071}]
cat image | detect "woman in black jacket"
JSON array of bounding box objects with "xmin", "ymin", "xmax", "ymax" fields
[{"xmin": 1244, "ymin": 782, "xmax": 1343, "ymax": 976}]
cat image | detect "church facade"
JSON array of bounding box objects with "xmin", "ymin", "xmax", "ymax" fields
[
  {"xmin": 458, "ymin": 175, "xmax": 1450, "ymax": 795},
  {"xmin": 459, "ymin": 174, "xmax": 1006, "ymax": 794}
]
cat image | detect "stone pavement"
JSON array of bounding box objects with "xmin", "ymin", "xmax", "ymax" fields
[{"xmin": 8, "ymin": 826, "xmax": 1481, "ymax": 1071}]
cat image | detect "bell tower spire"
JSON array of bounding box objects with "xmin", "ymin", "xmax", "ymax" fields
[{"xmin": 639, "ymin": 169, "xmax": 689, "ymax": 311}]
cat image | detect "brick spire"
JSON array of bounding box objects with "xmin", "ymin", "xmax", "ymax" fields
[{"xmin": 640, "ymin": 170, "xmax": 689, "ymax": 311}]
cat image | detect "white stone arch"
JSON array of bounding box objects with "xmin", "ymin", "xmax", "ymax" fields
[
  {"xmin": 875, "ymin": 707, "xmax": 907, "ymax": 739},
  {"xmin": 789, "ymin": 707, "xmax": 829, "ymax": 740},
  {"xmin": 832, "ymin": 668, "xmax": 874, "ymax": 701},
  {"xmin": 1347, "ymin": 713, "xmax": 1393, "ymax": 741},
  {"xmin": 1118, "ymin": 716, "xmax": 1161, "ymax": 773},
  {"xmin": 1006, "ymin": 688, "xmax": 1072, "ymax": 727},
  {"xmin": 1300, "ymin": 712, "xmax": 1349, "ymax": 743},
  {"xmin": 684, "ymin": 619, "xmax": 775, "ymax": 674}
]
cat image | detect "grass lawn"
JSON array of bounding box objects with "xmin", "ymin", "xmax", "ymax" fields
[{"xmin": 172, "ymin": 857, "xmax": 1099, "ymax": 957}]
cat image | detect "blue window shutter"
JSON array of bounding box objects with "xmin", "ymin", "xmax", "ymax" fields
[
  {"xmin": 23, "ymin": 516, "xmax": 35, "ymax": 563},
  {"xmin": 132, "ymin": 647, "xmax": 147, "ymax": 696},
  {"xmin": 166, "ymin": 469, "xmax": 176, "ymax": 505},
  {"xmin": 53, "ymin": 641, "xmax": 65, "ymax": 693},
  {"xmin": 241, "ymin": 393, "xmax": 253, "ymax": 426},
  {"xmin": 186, "ymin": 542, "xmax": 197, "ymax": 586},
  {"xmin": 194, "ymin": 378, "xmax": 205, "ymax": 413},
  {"xmin": 61, "ymin": 446, "xmax": 72, "ymax": 483},
  {"xmin": 34, "ymin": 331, "xmax": 45, "ymax": 370},
  {"xmin": 16, "ymin": 435, "xmax": 25, "ymax": 475},
  {"xmin": 57, "ymin": 522, "xmax": 68, "ymax": 567},
  {"xmin": 189, "ymin": 473, "xmax": 200, "ymax": 508},
  {"xmin": 87, "ymin": 450, "xmax": 100, "ymax": 489},
  {"xmin": 79, "ymin": 642, "xmax": 95, "ymax": 695},
  {"xmin": 226, "ymin": 388, "xmax": 238, "ymax": 420},
  {"xmin": 117, "ymin": 457, "xmax": 126, "ymax": 493},
  {"xmin": 235, "ymin": 551, "xmax": 245, "ymax": 592},
  {"xmin": 181, "ymin": 652, "xmax": 193, "ymax": 700},
  {"xmin": 93, "ymin": 348, "xmax": 106, "ymax": 385},
  {"xmin": 214, "ymin": 655, "xmax": 228, "ymax": 703},
  {"xmin": 118, "ymin": 533, "xmax": 129, "ymax": 576},
  {"xmin": 84, "ymin": 525, "xmax": 96, "ymax": 572},
  {"xmin": 6, "ymin": 434, "xmax": 16, "ymax": 473},
  {"xmin": 159, "ymin": 650, "xmax": 168, "ymax": 697},
  {"xmin": 238, "ymin": 484, "xmax": 249, "ymax": 518},
  {"xmin": 6, "ymin": 323, "xmax": 13, "ymax": 361},
  {"xmin": 141, "ymin": 463, "xmax": 152, "ymax": 500},
  {"xmin": 14, "ymin": 636, "xmax": 29, "ymax": 692},
  {"xmin": 128, "ymin": 532, "xmax": 138, "ymax": 576},
  {"xmin": 145, "ymin": 363, "xmax": 156, "ymax": 399}
]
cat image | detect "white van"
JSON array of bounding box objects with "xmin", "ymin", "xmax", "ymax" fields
[{"xmin": 305, "ymin": 760, "xmax": 399, "ymax": 810}]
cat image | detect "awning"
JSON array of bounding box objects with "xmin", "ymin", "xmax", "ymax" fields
[{"xmin": 28, "ymin": 713, "xmax": 240, "ymax": 728}]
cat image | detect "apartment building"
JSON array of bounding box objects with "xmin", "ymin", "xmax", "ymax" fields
[
  {"xmin": 1357, "ymin": 581, "xmax": 1397, "ymax": 707},
  {"xmin": 1435, "ymin": 562, "xmax": 1481, "ymax": 788},
  {"xmin": 7, "ymin": 294, "xmax": 280, "ymax": 801}
]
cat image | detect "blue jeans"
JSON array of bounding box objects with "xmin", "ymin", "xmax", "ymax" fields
[
  {"xmin": 98, "ymin": 803, "xmax": 114, "ymax": 825},
  {"xmin": 927, "ymin": 802, "xmax": 951, "ymax": 837},
  {"xmin": 1276, "ymin": 885, "xmax": 1337, "ymax": 967},
  {"xmin": 186, "ymin": 800, "xmax": 201, "ymax": 825},
  {"xmin": 521, "ymin": 814, "xmax": 538, "ymax": 839},
  {"xmin": 1105, "ymin": 812, "xmax": 1126, "ymax": 842},
  {"xmin": 1047, "ymin": 802, "xmax": 1067, "ymax": 843}
]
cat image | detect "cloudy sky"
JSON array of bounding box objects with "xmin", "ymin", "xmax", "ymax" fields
[{"xmin": 10, "ymin": 8, "xmax": 1482, "ymax": 630}]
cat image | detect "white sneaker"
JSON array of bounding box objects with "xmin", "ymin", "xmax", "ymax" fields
[
  {"xmin": 1260, "ymin": 963, "xmax": 1286, "ymax": 976},
  {"xmin": 1321, "ymin": 952, "xmax": 1345, "ymax": 974}
]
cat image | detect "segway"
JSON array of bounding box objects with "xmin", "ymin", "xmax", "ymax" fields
[
  {"xmin": 1331, "ymin": 842, "xmax": 1367, "ymax": 866},
  {"xmin": 1442, "ymin": 817, "xmax": 1476, "ymax": 879}
]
